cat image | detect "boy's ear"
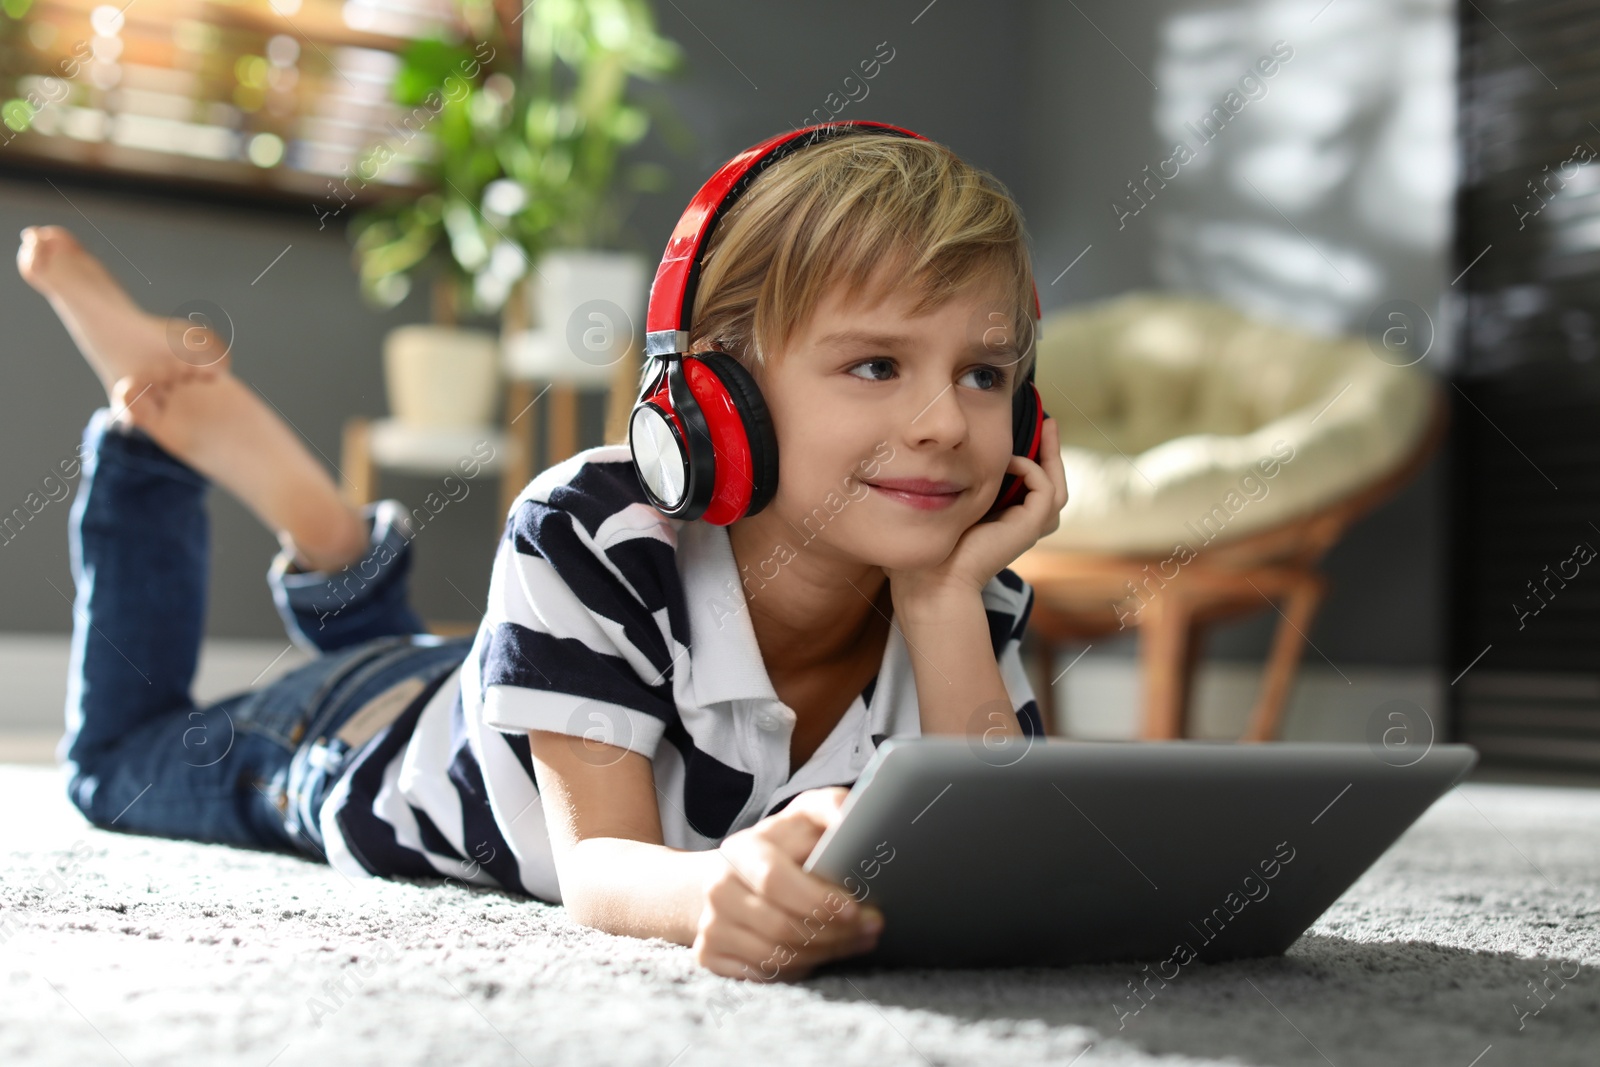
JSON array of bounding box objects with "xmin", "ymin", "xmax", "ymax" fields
[{"xmin": 696, "ymin": 339, "xmax": 758, "ymax": 379}]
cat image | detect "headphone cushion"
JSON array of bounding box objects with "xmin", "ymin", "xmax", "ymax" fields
[
  {"xmin": 1013, "ymin": 381, "xmax": 1042, "ymax": 460},
  {"xmin": 696, "ymin": 351, "xmax": 780, "ymax": 515}
]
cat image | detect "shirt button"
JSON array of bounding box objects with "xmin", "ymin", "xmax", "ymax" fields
[{"xmin": 756, "ymin": 709, "xmax": 782, "ymax": 731}]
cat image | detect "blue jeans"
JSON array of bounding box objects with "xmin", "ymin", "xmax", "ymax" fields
[{"xmin": 59, "ymin": 407, "xmax": 472, "ymax": 862}]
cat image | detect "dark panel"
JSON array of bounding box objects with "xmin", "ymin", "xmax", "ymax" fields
[{"xmin": 1451, "ymin": 0, "xmax": 1600, "ymax": 768}]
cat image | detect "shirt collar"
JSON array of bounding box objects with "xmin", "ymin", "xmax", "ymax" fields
[{"xmin": 679, "ymin": 519, "xmax": 781, "ymax": 709}]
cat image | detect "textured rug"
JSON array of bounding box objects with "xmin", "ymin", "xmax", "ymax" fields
[{"xmin": 0, "ymin": 763, "xmax": 1595, "ymax": 1067}]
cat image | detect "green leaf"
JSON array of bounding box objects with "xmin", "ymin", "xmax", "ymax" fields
[
  {"xmin": 391, "ymin": 38, "xmax": 475, "ymax": 107},
  {"xmin": 349, "ymin": 0, "xmax": 688, "ymax": 301},
  {"xmin": 610, "ymin": 104, "xmax": 647, "ymax": 144},
  {"xmin": 442, "ymin": 199, "xmax": 490, "ymax": 271},
  {"xmin": 1, "ymin": 98, "xmax": 34, "ymax": 132}
]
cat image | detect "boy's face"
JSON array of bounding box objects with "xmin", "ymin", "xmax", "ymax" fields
[{"xmin": 744, "ymin": 264, "xmax": 1023, "ymax": 575}]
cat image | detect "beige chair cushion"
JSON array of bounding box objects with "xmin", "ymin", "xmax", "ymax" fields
[{"xmin": 1031, "ymin": 292, "xmax": 1434, "ymax": 555}]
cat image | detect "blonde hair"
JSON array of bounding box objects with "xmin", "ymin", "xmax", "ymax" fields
[{"xmin": 646, "ymin": 131, "xmax": 1036, "ymax": 395}]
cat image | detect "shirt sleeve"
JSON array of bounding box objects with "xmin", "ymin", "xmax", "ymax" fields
[
  {"xmin": 474, "ymin": 493, "xmax": 682, "ymax": 760},
  {"xmin": 989, "ymin": 569, "xmax": 1045, "ymax": 738}
]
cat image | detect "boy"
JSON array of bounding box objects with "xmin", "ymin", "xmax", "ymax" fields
[{"xmin": 16, "ymin": 128, "xmax": 1066, "ymax": 983}]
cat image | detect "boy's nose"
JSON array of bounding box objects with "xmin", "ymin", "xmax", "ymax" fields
[{"xmin": 902, "ymin": 383, "xmax": 970, "ymax": 442}]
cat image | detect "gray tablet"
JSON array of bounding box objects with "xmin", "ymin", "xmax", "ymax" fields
[{"xmin": 803, "ymin": 736, "xmax": 1477, "ymax": 969}]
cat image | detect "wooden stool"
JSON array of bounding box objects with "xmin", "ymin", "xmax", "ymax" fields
[
  {"xmin": 499, "ymin": 331, "xmax": 642, "ymax": 520},
  {"xmin": 340, "ymin": 418, "xmax": 509, "ymax": 637}
]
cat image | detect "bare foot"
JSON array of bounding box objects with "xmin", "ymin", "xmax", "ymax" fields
[
  {"xmin": 18, "ymin": 226, "xmax": 230, "ymax": 397},
  {"xmin": 111, "ymin": 373, "xmax": 368, "ymax": 573}
]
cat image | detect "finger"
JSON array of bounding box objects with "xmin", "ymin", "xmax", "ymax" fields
[
  {"xmin": 740, "ymin": 883, "xmax": 872, "ymax": 952},
  {"xmin": 788, "ymin": 785, "xmax": 851, "ymax": 819},
  {"xmin": 702, "ymin": 916, "xmax": 799, "ymax": 979},
  {"xmin": 1042, "ymin": 419, "xmax": 1069, "ymax": 509},
  {"xmin": 1011, "ymin": 455, "xmax": 1063, "ymax": 538},
  {"xmin": 720, "ymin": 833, "xmax": 860, "ymax": 926},
  {"xmin": 1023, "ymin": 434, "xmax": 1068, "ymax": 517},
  {"xmin": 752, "ymin": 792, "xmax": 847, "ymax": 860},
  {"xmin": 1003, "ymin": 453, "xmax": 1054, "ymax": 523},
  {"xmin": 697, "ymin": 947, "xmax": 776, "ymax": 982},
  {"xmin": 740, "ymin": 809, "xmax": 828, "ymax": 863},
  {"xmin": 707, "ymin": 895, "xmax": 858, "ymax": 977},
  {"xmin": 765, "ymin": 853, "xmax": 865, "ymax": 930},
  {"xmin": 747, "ymin": 903, "xmax": 864, "ymax": 970},
  {"xmin": 779, "ymin": 786, "xmax": 841, "ymax": 822}
]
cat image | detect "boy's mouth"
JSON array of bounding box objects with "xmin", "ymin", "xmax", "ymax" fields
[{"xmin": 863, "ymin": 476, "xmax": 964, "ymax": 510}]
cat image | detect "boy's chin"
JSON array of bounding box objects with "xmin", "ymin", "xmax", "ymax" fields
[{"xmin": 849, "ymin": 533, "xmax": 970, "ymax": 577}]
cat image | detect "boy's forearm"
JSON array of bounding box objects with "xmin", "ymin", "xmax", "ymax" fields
[
  {"xmin": 562, "ymin": 837, "xmax": 724, "ymax": 946},
  {"xmin": 894, "ymin": 588, "xmax": 1023, "ymax": 740}
]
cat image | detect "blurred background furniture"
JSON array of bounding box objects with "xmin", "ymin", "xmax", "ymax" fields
[
  {"xmin": 340, "ymin": 312, "xmax": 645, "ymax": 634},
  {"xmin": 338, "ymin": 325, "xmax": 502, "ymax": 636},
  {"xmin": 341, "ymin": 323, "xmax": 507, "ymax": 507},
  {"xmin": 499, "ymin": 330, "xmax": 646, "ymax": 515},
  {"xmin": 1015, "ymin": 293, "xmax": 1443, "ymax": 741},
  {"xmin": 500, "ymin": 248, "xmax": 651, "ymax": 512}
]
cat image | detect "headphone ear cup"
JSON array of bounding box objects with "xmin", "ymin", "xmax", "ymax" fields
[
  {"xmin": 984, "ymin": 380, "xmax": 1046, "ymax": 521},
  {"xmin": 696, "ymin": 350, "xmax": 780, "ymax": 517},
  {"xmin": 1014, "ymin": 380, "xmax": 1044, "ymax": 462}
]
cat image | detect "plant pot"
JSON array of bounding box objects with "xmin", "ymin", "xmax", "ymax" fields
[
  {"xmin": 383, "ymin": 324, "xmax": 500, "ymax": 428},
  {"xmin": 527, "ymin": 249, "xmax": 649, "ymax": 373}
]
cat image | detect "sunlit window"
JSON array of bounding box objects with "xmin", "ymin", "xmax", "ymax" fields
[{"xmin": 0, "ymin": 0, "xmax": 459, "ymax": 205}]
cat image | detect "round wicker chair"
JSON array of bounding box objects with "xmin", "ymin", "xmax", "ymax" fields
[{"xmin": 1013, "ymin": 292, "xmax": 1443, "ymax": 741}]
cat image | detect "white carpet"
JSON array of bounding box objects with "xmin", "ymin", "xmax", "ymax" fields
[
  {"xmin": 0, "ymin": 633, "xmax": 1448, "ymax": 752},
  {"xmin": 1, "ymin": 762, "xmax": 1595, "ymax": 1067}
]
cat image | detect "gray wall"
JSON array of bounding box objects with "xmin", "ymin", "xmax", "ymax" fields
[
  {"xmin": 0, "ymin": 0, "xmax": 1030, "ymax": 640},
  {"xmin": 645, "ymin": 1, "xmax": 1030, "ymax": 192},
  {"xmin": 0, "ymin": 178, "xmax": 497, "ymax": 639},
  {"xmin": 0, "ymin": 0, "xmax": 1450, "ymax": 670},
  {"xmin": 1019, "ymin": 0, "xmax": 1455, "ymax": 669}
]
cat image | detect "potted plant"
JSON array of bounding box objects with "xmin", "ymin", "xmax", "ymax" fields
[
  {"xmin": 349, "ymin": 0, "xmax": 685, "ymax": 318},
  {"xmin": 349, "ymin": 0, "xmax": 685, "ymax": 433}
]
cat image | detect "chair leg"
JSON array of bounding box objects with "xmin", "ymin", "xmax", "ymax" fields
[
  {"xmin": 1139, "ymin": 594, "xmax": 1196, "ymax": 740},
  {"xmin": 502, "ymin": 380, "xmax": 537, "ymax": 521},
  {"xmin": 1242, "ymin": 572, "xmax": 1327, "ymax": 742},
  {"xmin": 1023, "ymin": 632, "xmax": 1058, "ymax": 735},
  {"xmin": 341, "ymin": 417, "xmax": 374, "ymax": 507},
  {"xmin": 549, "ymin": 383, "xmax": 580, "ymax": 467},
  {"xmin": 605, "ymin": 341, "xmax": 642, "ymax": 446},
  {"xmin": 1180, "ymin": 618, "xmax": 1204, "ymax": 727}
]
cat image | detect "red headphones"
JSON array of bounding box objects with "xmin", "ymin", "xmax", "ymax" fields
[{"xmin": 628, "ymin": 120, "xmax": 1047, "ymax": 526}]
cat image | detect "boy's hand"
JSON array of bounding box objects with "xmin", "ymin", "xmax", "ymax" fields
[
  {"xmin": 693, "ymin": 786, "xmax": 884, "ymax": 982},
  {"xmin": 886, "ymin": 416, "xmax": 1067, "ymax": 605}
]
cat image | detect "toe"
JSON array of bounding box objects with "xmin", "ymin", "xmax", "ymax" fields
[
  {"xmin": 109, "ymin": 375, "xmax": 162, "ymax": 429},
  {"xmin": 16, "ymin": 227, "xmax": 42, "ymax": 282},
  {"xmin": 16, "ymin": 225, "xmax": 79, "ymax": 287}
]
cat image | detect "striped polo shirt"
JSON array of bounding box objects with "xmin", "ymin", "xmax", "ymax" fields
[{"xmin": 318, "ymin": 444, "xmax": 1041, "ymax": 901}]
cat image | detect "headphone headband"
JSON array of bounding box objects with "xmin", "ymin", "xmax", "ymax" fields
[
  {"xmin": 643, "ymin": 120, "xmax": 1041, "ymax": 359},
  {"xmin": 628, "ymin": 119, "xmax": 1049, "ymax": 526}
]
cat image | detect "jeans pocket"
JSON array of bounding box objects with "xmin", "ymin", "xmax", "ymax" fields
[
  {"xmin": 231, "ymin": 637, "xmax": 412, "ymax": 751},
  {"xmin": 228, "ymin": 676, "xmax": 317, "ymax": 752}
]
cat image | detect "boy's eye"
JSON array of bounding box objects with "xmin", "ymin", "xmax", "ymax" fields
[
  {"xmin": 953, "ymin": 364, "xmax": 1004, "ymax": 390},
  {"xmin": 844, "ymin": 356, "xmax": 896, "ymax": 382},
  {"xmin": 845, "ymin": 357, "xmax": 1011, "ymax": 391}
]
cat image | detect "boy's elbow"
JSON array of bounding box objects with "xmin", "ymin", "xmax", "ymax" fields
[
  {"xmin": 556, "ymin": 837, "xmax": 705, "ymax": 948},
  {"xmin": 551, "ymin": 838, "xmax": 608, "ymax": 930}
]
